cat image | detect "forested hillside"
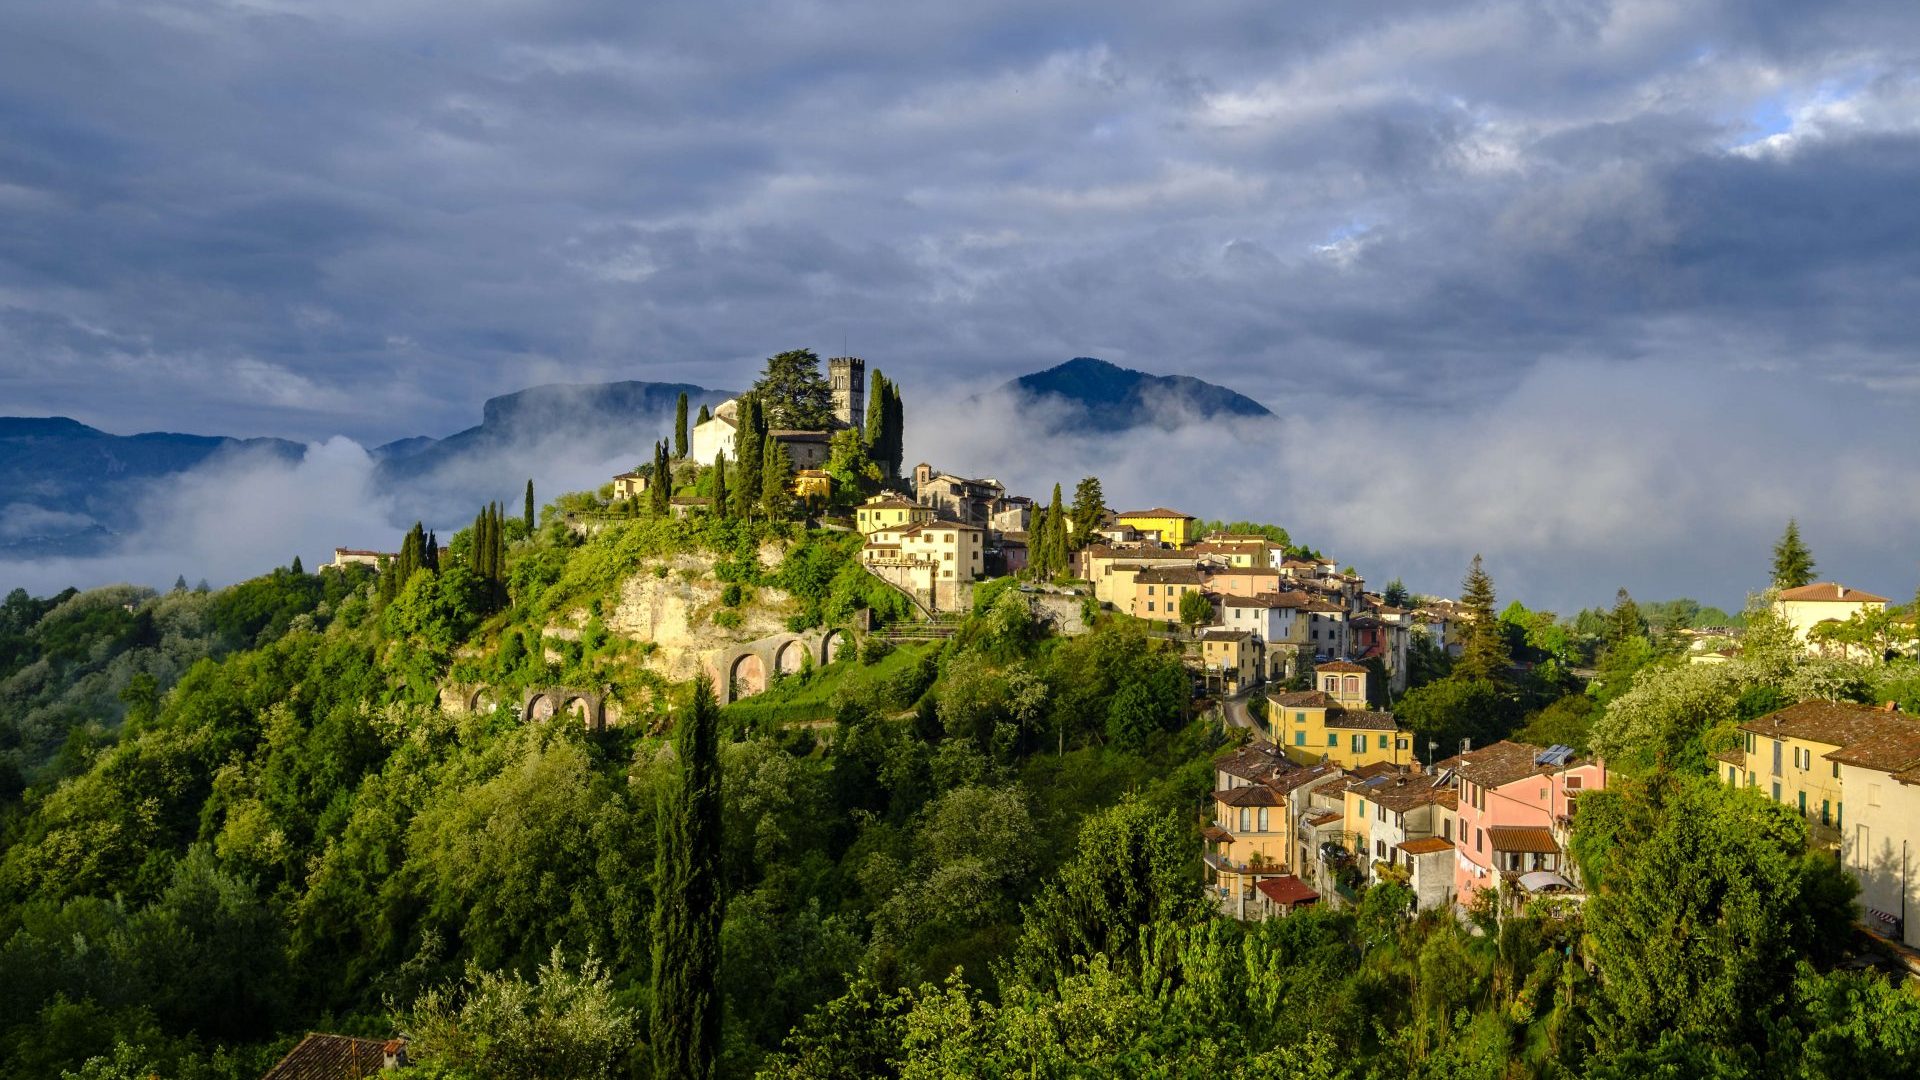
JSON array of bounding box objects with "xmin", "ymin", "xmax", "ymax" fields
[{"xmin": 4, "ymin": 499, "xmax": 1920, "ymax": 1079}]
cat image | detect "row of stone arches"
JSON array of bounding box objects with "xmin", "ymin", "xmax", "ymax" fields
[
  {"xmin": 719, "ymin": 628, "xmax": 855, "ymax": 704},
  {"xmin": 521, "ymin": 688, "xmax": 608, "ymax": 733}
]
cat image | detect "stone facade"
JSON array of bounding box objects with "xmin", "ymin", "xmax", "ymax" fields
[{"xmin": 829, "ymin": 356, "xmax": 866, "ymax": 430}]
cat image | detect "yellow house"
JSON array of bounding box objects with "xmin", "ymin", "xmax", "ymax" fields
[
  {"xmin": 1201, "ymin": 629, "xmax": 1261, "ymax": 693},
  {"xmin": 1206, "ymin": 742, "xmax": 1345, "ymax": 919},
  {"xmin": 1717, "ymin": 699, "xmax": 1920, "ymax": 849},
  {"xmin": 612, "ymin": 470, "xmax": 649, "ymax": 499},
  {"xmin": 1773, "ymin": 582, "xmax": 1890, "ymax": 658},
  {"xmin": 1114, "ymin": 508, "xmax": 1198, "ymax": 548},
  {"xmin": 1314, "ymin": 660, "xmax": 1371, "ymax": 708},
  {"xmin": 1131, "ymin": 566, "xmax": 1206, "ymax": 624},
  {"xmin": 792, "ymin": 469, "xmax": 833, "ymax": 503},
  {"xmin": 1269, "ymin": 688, "xmax": 1415, "ymax": 770},
  {"xmin": 856, "ymin": 495, "xmax": 935, "ymax": 535}
]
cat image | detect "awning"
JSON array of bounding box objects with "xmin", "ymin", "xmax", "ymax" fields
[
  {"xmin": 1517, "ymin": 871, "xmax": 1574, "ymax": 893},
  {"xmin": 1202, "ymin": 826, "xmax": 1234, "ymax": 843},
  {"xmin": 1255, "ymin": 874, "xmax": 1320, "ymax": 907},
  {"xmin": 1488, "ymin": 826, "xmax": 1560, "ymax": 854}
]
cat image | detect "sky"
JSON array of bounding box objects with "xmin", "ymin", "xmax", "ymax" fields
[{"xmin": 2, "ymin": 1, "xmax": 1918, "ymax": 611}]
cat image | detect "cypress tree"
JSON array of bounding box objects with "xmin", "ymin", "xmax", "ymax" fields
[
  {"xmin": 524, "ymin": 479, "xmax": 535, "ymax": 532},
  {"xmin": 865, "ymin": 370, "xmax": 888, "ymax": 451},
  {"xmin": 732, "ymin": 396, "xmax": 763, "ymax": 518},
  {"xmin": 697, "ymin": 402, "xmax": 711, "ymax": 425},
  {"xmin": 377, "ymin": 557, "xmax": 397, "ymax": 605},
  {"xmin": 652, "ymin": 441, "xmax": 672, "ymax": 516},
  {"xmin": 1771, "ymin": 519, "xmax": 1816, "ymax": 590},
  {"xmin": 1043, "ymin": 484, "xmax": 1068, "ymax": 578},
  {"xmin": 651, "ymin": 675, "xmax": 724, "ymax": 1080},
  {"xmin": 711, "ymin": 453, "xmax": 729, "ymax": 520},
  {"xmin": 290, "ymin": 555, "xmax": 303, "ymax": 575},
  {"xmin": 1455, "ymin": 554, "xmax": 1509, "ymax": 681},
  {"xmin": 674, "ymin": 393, "xmax": 690, "ymax": 459},
  {"xmin": 425, "ymin": 531, "xmax": 439, "ymax": 573},
  {"xmin": 761, "ymin": 436, "xmax": 794, "ymax": 520}
]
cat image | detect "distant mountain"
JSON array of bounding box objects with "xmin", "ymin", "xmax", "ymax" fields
[
  {"xmin": 0, "ymin": 380, "xmax": 732, "ymax": 561},
  {"xmin": 998, "ymin": 357, "xmax": 1272, "ymax": 430},
  {"xmin": 372, "ymin": 380, "xmax": 732, "ymax": 483},
  {"xmin": 0, "ymin": 418, "xmax": 302, "ymax": 557}
]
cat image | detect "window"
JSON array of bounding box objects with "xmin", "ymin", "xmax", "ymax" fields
[
  {"xmin": 1258, "ymin": 808, "xmax": 1269, "ymax": 832},
  {"xmin": 1376, "ymin": 839, "xmax": 1387, "ymax": 860},
  {"xmin": 1798, "ymin": 790, "xmax": 1806, "ymax": 815},
  {"xmin": 1294, "ymin": 730, "xmax": 1305, "ymax": 747},
  {"xmin": 1378, "ymin": 735, "xmax": 1389, "ymax": 749},
  {"xmin": 1838, "ymin": 802, "xmax": 1843, "ymax": 828},
  {"xmin": 1475, "ymin": 828, "xmax": 1483, "ymax": 853},
  {"xmin": 1443, "ymin": 819, "xmax": 1452, "ymax": 840},
  {"xmin": 1239, "ymin": 808, "xmax": 1250, "ymax": 832},
  {"xmin": 1146, "ymin": 602, "xmax": 1155, "ymax": 613},
  {"xmin": 1327, "ymin": 733, "xmax": 1337, "ymax": 747},
  {"xmin": 1772, "ymin": 781, "xmax": 1781, "ymax": 802},
  {"xmin": 1821, "ymin": 799, "xmax": 1830, "ymax": 826},
  {"xmin": 1377, "ymin": 804, "xmax": 1386, "ymax": 822},
  {"xmin": 1352, "ymin": 734, "xmax": 1365, "ymax": 754},
  {"xmin": 1565, "ymin": 776, "xmax": 1582, "ymax": 791},
  {"xmin": 1343, "ymin": 675, "xmax": 1360, "ymax": 697},
  {"xmin": 1324, "ymin": 677, "xmax": 1337, "ymax": 692},
  {"xmin": 1832, "ymin": 761, "xmax": 1840, "ymax": 778},
  {"xmin": 1295, "ymin": 712, "xmax": 1307, "ymax": 724}
]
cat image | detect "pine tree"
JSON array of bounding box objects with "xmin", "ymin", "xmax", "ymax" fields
[
  {"xmin": 524, "ymin": 479, "xmax": 535, "ymax": 532},
  {"xmin": 1383, "ymin": 578, "xmax": 1409, "ymax": 608},
  {"xmin": 674, "ymin": 393, "xmax": 690, "ymax": 459},
  {"xmin": 711, "ymin": 453, "xmax": 729, "ymax": 519},
  {"xmin": 1069, "ymin": 477, "xmax": 1105, "ymax": 548},
  {"xmin": 651, "ymin": 441, "xmax": 672, "ymax": 516},
  {"xmin": 651, "ymin": 675, "xmax": 724, "ymax": 1080},
  {"xmin": 1606, "ymin": 587, "xmax": 1645, "ymax": 645},
  {"xmin": 172, "ymin": 575, "xmax": 188, "ymax": 593},
  {"xmin": 761, "ymin": 437, "xmax": 794, "ymax": 520},
  {"xmin": 1771, "ymin": 519, "xmax": 1816, "ymax": 590},
  {"xmin": 732, "ymin": 396, "xmax": 764, "ymax": 518},
  {"xmin": 751, "ymin": 348, "xmax": 833, "ymax": 430},
  {"xmin": 290, "ymin": 555, "xmax": 304, "ymax": 575},
  {"xmin": 1455, "ymin": 554, "xmax": 1509, "ymax": 681}
]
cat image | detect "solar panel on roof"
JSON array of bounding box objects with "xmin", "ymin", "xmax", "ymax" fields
[{"xmin": 1535, "ymin": 745, "xmax": 1575, "ymax": 767}]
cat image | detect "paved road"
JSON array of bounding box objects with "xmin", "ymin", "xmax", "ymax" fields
[{"xmin": 1220, "ymin": 689, "xmax": 1269, "ymax": 741}]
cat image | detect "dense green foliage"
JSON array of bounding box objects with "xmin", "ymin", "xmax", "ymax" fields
[{"xmin": 1773, "ymin": 518, "xmax": 1817, "ymax": 590}]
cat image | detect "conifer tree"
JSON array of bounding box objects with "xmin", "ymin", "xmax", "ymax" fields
[
  {"xmin": 378, "ymin": 557, "xmax": 397, "ymax": 605},
  {"xmin": 651, "ymin": 676, "xmax": 724, "ymax": 1080},
  {"xmin": 882, "ymin": 379, "xmax": 904, "ymax": 481},
  {"xmin": 1771, "ymin": 519, "xmax": 1816, "ymax": 590},
  {"xmin": 865, "ymin": 370, "xmax": 888, "ymax": 452},
  {"xmin": 1044, "ymin": 484, "xmax": 1069, "ymax": 578},
  {"xmin": 751, "ymin": 348, "xmax": 833, "ymax": 430},
  {"xmin": 173, "ymin": 575, "xmax": 188, "ymax": 593},
  {"xmin": 652, "ymin": 441, "xmax": 672, "ymax": 516},
  {"xmin": 760, "ymin": 437, "xmax": 794, "ymax": 520},
  {"xmin": 424, "ymin": 531, "xmax": 439, "ymax": 573},
  {"xmin": 674, "ymin": 393, "xmax": 690, "ymax": 459},
  {"xmin": 732, "ymin": 396, "xmax": 764, "ymax": 518},
  {"xmin": 1069, "ymin": 477, "xmax": 1105, "ymax": 549},
  {"xmin": 290, "ymin": 555, "xmax": 303, "ymax": 575},
  {"xmin": 711, "ymin": 453, "xmax": 729, "ymax": 519},
  {"xmin": 1383, "ymin": 578, "xmax": 1409, "ymax": 608},
  {"xmin": 1606, "ymin": 587, "xmax": 1645, "ymax": 646},
  {"xmin": 697, "ymin": 403, "xmax": 711, "ymax": 425},
  {"xmin": 524, "ymin": 479, "xmax": 535, "ymax": 532},
  {"xmin": 1455, "ymin": 554, "xmax": 1509, "ymax": 681}
]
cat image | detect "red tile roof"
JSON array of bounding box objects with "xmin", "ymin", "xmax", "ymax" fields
[
  {"xmin": 1398, "ymin": 837, "xmax": 1456, "ymax": 856},
  {"xmin": 1777, "ymin": 582, "xmax": 1889, "ymax": 603},
  {"xmin": 1487, "ymin": 826, "xmax": 1560, "ymax": 854},
  {"xmin": 1254, "ymin": 875, "xmax": 1320, "ymax": 907},
  {"xmin": 1214, "ymin": 786, "xmax": 1283, "ymax": 807},
  {"xmin": 262, "ymin": 1034, "xmax": 399, "ymax": 1079},
  {"xmin": 1742, "ymin": 700, "xmax": 1919, "ymax": 750},
  {"xmin": 1117, "ymin": 508, "xmax": 1196, "ymax": 520},
  {"xmin": 1316, "ymin": 660, "xmax": 1368, "ymax": 673},
  {"xmin": 1449, "ymin": 740, "xmax": 1590, "ymax": 790}
]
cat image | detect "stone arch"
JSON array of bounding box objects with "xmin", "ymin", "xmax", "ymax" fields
[
  {"xmin": 775, "ymin": 638, "xmax": 809, "ymax": 675},
  {"xmin": 563, "ymin": 695, "xmax": 594, "ymax": 730},
  {"xmin": 467, "ymin": 687, "xmax": 494, "ymax": 714},
  {"xmin": 730, "ymin": 652, "xmax": 767, "ymax": 699},
  {"xmin": 820, "ymin": 629, "xmax": 851, "ymax": 665},
  {"xmin": 526, "ymin": 693, "xmax": 557, "ymax": 721}
]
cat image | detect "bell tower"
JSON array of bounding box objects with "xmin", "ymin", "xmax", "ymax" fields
[{"xmin": 829, "ymin": 356, "xmax": 865, "ymax": 430}]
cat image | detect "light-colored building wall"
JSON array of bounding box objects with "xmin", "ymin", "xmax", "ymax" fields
[
  {"xmin": 1837, "ymin": 761, "xmax": 1920, "ymax": 948},
  {"xmin": 1452, "ymin": 749, "xmax": 1606, "ymax": 904},
  {"xmin": 1114, "ymin": 509, "xmax": 1197, "ymax": 548}
]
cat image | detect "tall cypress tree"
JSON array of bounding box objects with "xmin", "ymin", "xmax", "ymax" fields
[
  {"xmin": 425, "ymin": 530, "xmax": 439, "ymax": 573},
  {"xmin": 865, "ymin": 370, "xmax": 888, "ymax": 453},
  {"xmin": 524, "ymin": 479, "xmax": 535, "ymax": 532},
  {"xmin": 289, "ymin": 555, "xmax": 303, "ymax": 575},
  {"xmin": 711, "ymin": 453, "xmax": 729, "ymax": 520},
  {"xmin": 651, "ymin": 675, "xmax": 724, "ymax": 1080},
  {"xmin": 732, "ymin": 396, "xmax": 764, "ymax": 518},
  {"xmin": 1047, "ymin": 483, "xmax": 1070, "ymax": 577},
  {"xmin": 761, "ymin": 437, "xmax": 794, "ymax": 520},
  {"xmin": 1455, "ymin": 554, "xmax": 1509, "ymax": 681},
  {"xmin": 884, "ymin": 379, "xmax": 905, "ymax": 481},
  {"xmin": 652, "ymin": 441, "xmax": 672, "ymax": 516},
  {"xmin": 697, "ymin": 402, "xmax": 711, "ymax": 425},
  {"xmin": 674, "ymin": 392, "xmax": 690, "ymax": 459},
  {"xmin": 1771, "ymin": 519, "xmax": 1816, "ymax": 590}
]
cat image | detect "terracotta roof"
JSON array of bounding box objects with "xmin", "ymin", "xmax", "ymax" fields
[
  {"xmin": 1302, "ymin": 808, "xmax": 1343, "ymax": 827},
  {"xmin": 1351, "ymin": 774, "xmax": 1450, "ymax": 812},
  {"xmin": 1269, "ymin": 690, "xmax": 1335, "ymax": 709},
  {"xmin": 1487, "ymin": 826, "xmax": 1560, "ymax": 854},
  {"xmin": 861, "ymin": 498, "xmax": 920, "ymax": 510},
  {"xmin": 1215, "ymin": 743, "xmax": 1294, "ymax": 784},
  {"xmin": 1202, "ymin": 825, "xmax": 1233, "ymax": 843},
  {"xmin": 898, "ymin": 520, "xmax": 985, "ymax": 535},
  {"xmin": 1223, "ymin": 591, "xmax": 1310, "ymax": 609},
  {"xmin": 1116, "ymin": 508, "xmax": 1196, "ymax": 520},
  {"xmin": 1824, "ymin": 727, "xmax": 1920, "ymax": 773},
  {"xmin": 1345, "ymin": 761, "xmax": 1402, "ymax": 781},
  {"xmin": 1215, "ymin": 786, "xmax": 1283, "ymax": 807},
  {"xmin": 262, "ymin": 1034, "xmax": 400, "ymax": 1079},
  {"xmin": 1316, "ymin": 660, "xmax": 1368, "ymax": 673},
  {"xmin": 1742, "ymin": 700, "xmax": 1918, "ymax": 750},
  {"xmin": 1399, "ymin": 837, "xmax": 1456, "ymax": 856},
  {"xmin": 1254, "ymin": 874, "xmax": 1320, "ymax": 907},
  {"xmin": 1777, "ymin": 582, "xmax": 1889, "ymax": 604},
  {"xmin": 1267, "ymin": 762, "xmax": 1343, "ymax": 794},
  {"xmin": 1136, "ymin": 566, "xmax": 1206, "ymax": 585},
  {"xmin": 769, "ymin": 429, "xmax": 832, "ymax": 441},
  {"xmin": 1711, "ymin": 747, "xmax": 1747, "ymax": 767},
  {"xmin": 1450, "ymin": 741, "xmax": 1589, "ymax": 790},
  {"xmin": 1325, "ymin": 709, "xmax": 1398, "ymax": 731},
  {"xmin": 1206, "ymin": 567, "xmax": 1284, "ymax": 578},
  {"xmin": 1202, "ymin": 629, "xmax": 1253, "ymax": 642}
]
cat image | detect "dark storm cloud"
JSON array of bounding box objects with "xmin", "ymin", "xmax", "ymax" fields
[{"xmin": 3, "ymin": 0, "xmax": 1918, "ymax": 605}]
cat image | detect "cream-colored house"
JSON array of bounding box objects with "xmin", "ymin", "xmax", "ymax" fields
[
  {"xmin": 861, "ymin": 519, "xmax": 986, "ymax": 612},
  {"xmin": 612, "ymin": 470, "xmax": 649, "ymax": 500},
  {"xmin": 1716, "ymin": 699, "xmax": 1920, "ymax": 850},
  {"xmin": 1773, "ymin": 582, "xmax": 1890, "ymax": 659},
  {"xmin": 1830, "ymin": 727, "xmax": 1920, "ymax": 949},
  {"xmin": 856, "ymin": 495, "xmax": 935, "ymax": 535}
]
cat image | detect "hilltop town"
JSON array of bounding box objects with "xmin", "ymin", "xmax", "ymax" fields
[{"xmin": 6, "ymin": 348, "xmax": 1920, "ymax": 1078}]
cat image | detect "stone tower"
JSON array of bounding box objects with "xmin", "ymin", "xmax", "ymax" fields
[{"xmin": 828, "ymin": 356, "xmax": 865, "ymax": 431}]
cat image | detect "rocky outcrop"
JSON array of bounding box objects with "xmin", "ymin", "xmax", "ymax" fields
[{"xmin": 598, "ymin": 549, "xmax": 800, "ymax": 682}]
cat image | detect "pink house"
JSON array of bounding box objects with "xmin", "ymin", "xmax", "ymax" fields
[{"xmin": 1443, "ymin": 741, "xmax": 1606, "ymax": 905}]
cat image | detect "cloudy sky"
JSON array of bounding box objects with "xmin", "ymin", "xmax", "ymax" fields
[{"xmin": 3, "ymin": 0, "xmax": 1918, "ymax": 610}]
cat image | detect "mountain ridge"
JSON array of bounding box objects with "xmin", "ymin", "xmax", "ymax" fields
[{"xmin": 997, "ymin": 357, "xmax": 1271, "ymax": 430}]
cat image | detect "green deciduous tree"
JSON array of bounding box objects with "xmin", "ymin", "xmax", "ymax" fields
[
  {"xmin": 1178, "ymin": 589, "xmax": 1212, "ymax": 636},
  {"xmin": 1383, "ymin": 578, "xmax": 1409, "ymax": 608},
  {"xmin": 1069, "ymin": 477, "xmax": 1105, "ymax": 548},
  {"xmin": 753, "ymin": 349, "xmax": 834, "ymax": 431},
  {"xmin": 1773, "ymin": 519, "xmax": 1816, "ymax": 590},
  {"xmin": 402, "ymin": 945, "xmax": 636, "ymax": 1080},
  {"xmin": 652, "ymin": 676, "xmax": 724, "ymax": 1080}
]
